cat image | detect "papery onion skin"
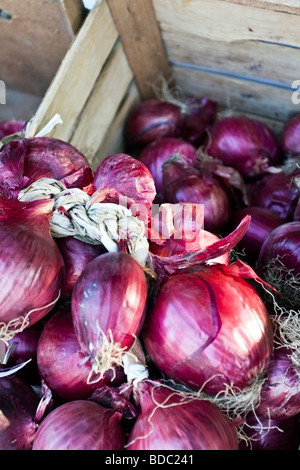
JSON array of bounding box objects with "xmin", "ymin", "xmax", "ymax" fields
[
  {"xmin": 56, "ymin": 237, "xmax": 107, "ymax": 299},
  {"xmin": 0, "ymin": 375, "xmax": 40, "ymax": 450},
  {"xmin": 0, "ymin": 197, "xmax": 65, "ymax": 330},
  {"xmin": 127, "ymin": 380, "xmax": 238, "ymax": 450},
  {"xmin": 32, "ymin": 400, "xmax": 126, "ymax": 450},
  {"xmin": 37, "ymin": 306, "xmax": 125, "ymax": 402},
  {"xmin": 281, "ymin": 113, "xmax": 300, "ymax": 157},
  {"xmin": 71, "ymin": 252, "xmax": 148, "ymax": 373},
  {"xmin": 124, "ymin": 99, "xmax": 183, "ymax": 148},
  {"xmin": 143, "ymin": 264, "xmax": 273, "ymax": 394},
  {"xmin": 138, "ymin": 137, "xmax": 197, "ymax": 196},
  {"xmin": 204, "ymin": 116, "xmax": 281, "ymax": 179}
]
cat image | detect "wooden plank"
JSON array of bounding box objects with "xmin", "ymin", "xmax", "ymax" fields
[
  {"xmin": 70, "ymin": 40, "xmax": 134, "ymax": 167},
  {"xmin": 153, "ymin": 0, "xmax": 300, "ymax": 47},
  {"xmin": 171, "ymin": 66, "xmax": 297, "ymax": 123},
  {"xmin": 29, "ymin": 0, "xmax": 119, "ymax": 142},
  {"xmin": 163, "ymin": 30, "xmax": 299, "ymax": 87},
  {"xmin": 220, "ymin": 0, "xmax": 300, "ymax": 15},
  {"xmin": 107, "ymin": 0, "xmax": 172, "ymax": 100},
  {"xmin": 0, "ymin": 0, "xmax": 84, "ymax": 96}
]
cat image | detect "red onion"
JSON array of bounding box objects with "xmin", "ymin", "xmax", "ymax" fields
[
  {"xmin": 0, "ymin": 197, "xmax": 64, "ymax": 341},
  {"xmin": 0, "ymin": 375, "xmax": 40, "ymax": 449},
  {"xmin": 56, "ymin": 237, "xmax": 107, "ymax": 299},
  {"xmin": 230, "ymin": 206, "xmax": 282, "ymax": 262},
  {"xmin": 126, "ymin": 380, "xmax": 238, "ymax": 450},
  {"xmin": 0, "ymin": 137, "xmax": 93, "ymax": 199},
  {"xmin": 37, "ymin": 305, "xmax": 125, "ymax": 402},
  {"xmin": 257, "ymin": 221, "xmax": 300, "ymax": 308},
  {"xmin": 239, "ymin": 412, "xmax": 300, "ymax": 450},
  {"xmin": 180, "ymin": 96, "xmax": 217, "ymax": 147},
  {"xmin": 124, "ymin": 99, "xmax": 183, "ymax": 148},
  {"xmin": 138, "ymin": 137, "xmax": 197, "ymax": 196},
  {"xmin": 143, "ymin": 261, "xmax": 273, "ymax": 394},
  {"xmin": 0, "ymin": 119, "xmax": 26, "ymax": 140},
  {"xmin": 32, "ymin": 399, "xmax": 126, "ymax": 450},
  {"xmin": 281, "ymin": 112, "xmax": 300, "ymax": 157},
  {"xmin": 247, "ymin": 171, "xmax": 299, "ymax": 222},
  {"xmin": 91, "ymin": 153, "xmax": 156, "ymax": 223},
  {"xmin": 163, "ymin": 169, "xmax": 232, "ymax": 234},
  {"xmin": 71, "ymin": 252, "xmax": 148, "ymax": 381},
  {"xmin": 204, "ymin": 116, "xmax": 281, "ymax": 179}
]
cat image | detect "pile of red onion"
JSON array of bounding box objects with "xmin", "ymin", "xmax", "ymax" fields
[{"xmin": 0, "ymin": 99, "xmax": 299, "ymax": 451}]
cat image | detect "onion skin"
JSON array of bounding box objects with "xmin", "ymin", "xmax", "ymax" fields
[
  {"xmin": 204, "ymin": 116, "xmax": 281, "ymax": 179},
  {"xmin": 0, "ymin": 119, "xmax": 26, "ymax": 139},
  {"xmin": 138, "ymin": 137, "xmax": 197, "ymax": 195},
  {"xmin": 281, "ymin": 112, "xmax": 300, "ymax": 157},
  {"xmin": 0, "ymin": 197, "xmax": 64, "ymax": 330},
  {"xmin": 0, "ymin": 375, "xmax": 40, "ymax": 450},
  {"xmin": 32, "ymin": 400, "xmax": 126, "ymax": 450},
  {"xmin": 124, "ymin": 99, "xmax": 183, "ymax": 148},
  {"xmin": 71, "ymin": 252, "xmax": 148, "ymax": 376},
  {"xmin": 37, "ymin": 306, "xmax": 125, "ymax": 402},
  {"xmin": 180, "ymin": 96, "xmax": 217, "ymax": 147},
  {"xmin": 127, "ymin": 380, "xmax": 238, "ymax": 450},
  {"xmin": 143, "ymin": 264, "xmax": 273, "ymax": 394}
]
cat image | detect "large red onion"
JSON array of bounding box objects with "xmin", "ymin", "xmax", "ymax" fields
[
  {"xmin": 257, "ymin": 221, "xmax": 300, "ymax": 308},
  {"xmin": 56, "ymin": 237, "xmax": 107, "ymax": 299},
  {"xmin": 124, "ymin": 99, "xmax": 183, "ymax": 148},
  {"xmin": 204, "ymin": 116, "xmax": 281, "ymax": 179},
  {"xmin": 0, "ymin": 375, "xmax": 40, "ymax": 450},
  {"xmin": 37, "ymin": 305, "xmax": 125, "ymax": 402},
  {"xmin": 32, "ymin": 400, "xmax": 126, "ymax": 450},
  {"xmin": 0, "ymin": 197, "xmax": 64, "ymax": 341},
  {"xmin": 138, "ymin": 137, "xmax": 197, "ymax": 196},
  {"xmin": 0, "ymin": 137, "xmax": 93, "ymax": 199},
  {"xmin": 126, "ymin": 380, "xmax": 238, "ymax": 450},
  {"xmin": 71, "ymin": 252, "xmax": 148, "ymax": 381},
  {"xmin": 143, "ymin": 261, "xmax": 273, "ymax": 394},
  {"xmin": 281, "ymin": 112, "xmax": 300, "ymax": 158}
]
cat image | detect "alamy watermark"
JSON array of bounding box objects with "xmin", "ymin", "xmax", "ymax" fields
[
  {"xmin": 0, "ymin": 80, "xmax": 6, "ymax": 104},
  {"xmin": 291, "ymin": 80, "xmax": 300, "ymax": 105}
]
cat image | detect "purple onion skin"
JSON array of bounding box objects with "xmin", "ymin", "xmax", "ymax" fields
[
  {"xmin": 143, "ymin": 265, "xmax": 273, "ymax": 395},
  {"xmin": 0, "ymin": 375, "xmax": 40, "ymax": 450},
  {"xmin": 32, "ymin": 400, "xmax": 126, "ymax": 450},
  {"xmin": 163, "ymin": 170, "xmax": 232, "ymax": 234},
  {"xmin": 255, "ymin": 347, "xmax": 300, "ymax": 419},
  {"xmin": 138, "ymin": 137, "xmax": 197, "ymax": 195},
  {"xmin": 204, "ymin": 116, "xmax": 281, "ymax": 180},
  {"xmin": 239, "ymin": 413, "xmax": 300, "ymax": 451},
  {"xmin": 257, "ymin": 221, "xmax": 300, "ymax": 282},
  {"xmin": 0, "ymin": 119, "xmax": 26, "ymax": 139},
  {"xmin": 281, "ymin": 113, "xmax": 300, "ymax": 157},
  {"xmin": 37, "ymin": 307, "xmax": 125, "ymax": 402},
  {"xmin": 230, "ymin": 206, "xmax": 282, "ymax": 262},
  {"xmin": 71, "ymin": 252, "xmax": 148, "ymax": 361},
  {"xmin": 56, "ymin": 237, "xmax": 107, "ymax": 299},
  {"xmin": 127, "ymin": 381, "xmax": 238, "ymax": 450},
  {"xmin": 180, "ymin": 96, "xmax": 217, "ymax": 147},
  {"xmin": 124, "ymin": 99, "xmax": 183, "ymax": 148}
]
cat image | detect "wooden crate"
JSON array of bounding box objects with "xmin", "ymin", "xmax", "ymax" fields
[
  {"xmin": 3, "ymin": 0, "xmax": 300, "ymax": 170},
  {"xmin": 0, "ymin": 0, "xmax": 85, "ymax": 121}
]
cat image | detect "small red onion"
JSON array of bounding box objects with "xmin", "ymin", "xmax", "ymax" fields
[
  {"xmin": 71, "ymin": 252, "xmax": 148, "ymax": 381},
  {"xmin": 138, "ymin": 137, "xmax": 197, "ymax": 196},
  {"xmin": 0, "ymin": 197, "xmax": 64, "ymax": 341},
  {"xmin": 0, "ymin": 375, "xmax": 40, "ymax": 450},
  {"xmin": 32, "ymin": 400, "xmax": 126, "ymax": 450},
  {"xmin": 37, "ymin": 306, "xmax": 125, "ymax": 402},
  {"xmin": 143, "ymin": 261, "xmax": 273, "ymax": 394},
  {"xmin": 56, "ymin": 237, "xmax": 107, "ymax": 299},
  {"xmin": 0, "ymin": 119, "xmax": 26, "ymax": 140},
  {"xmin": 204, "ymin": 116, "xmax": 281, "ymax": 179},
  {"xmin": 126, "ymin": 380, "xmax": 238, "ymax": 450},
  {"xmin": 180, "ymin": 96, "xmax": 217, "ymax": 146},
  {"xmin": 281, "ymin": 112, "xmax": 300, "ymax": 158},
  {"xmin": 230, "ymin": 206, "xmax": 282, "ymax": 262},
  {"xmin": 124, "ymin": 99, "xmax": 183, "ymax": 148}
]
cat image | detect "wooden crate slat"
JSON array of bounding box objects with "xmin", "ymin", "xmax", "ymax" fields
[
  {"xmin": 29, "ymin": 0, "xmax": 119, "ymax": 142},
  {"xmin": 70, "ymin": 40, "xmax": 134, "ymax": 168},
  {"xmin": 220, "ymin": 0, "xmax": 300, "ymax": 15}
]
